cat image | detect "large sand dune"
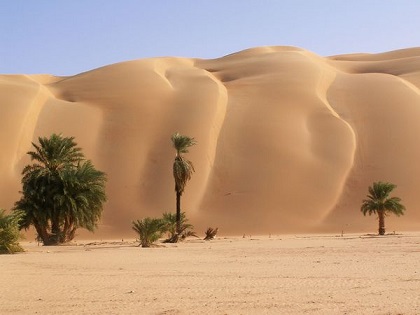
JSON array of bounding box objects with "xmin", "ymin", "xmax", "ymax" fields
[{"xmin": 1, "ymin": 46, "xmax": 420, "ymax": 238}]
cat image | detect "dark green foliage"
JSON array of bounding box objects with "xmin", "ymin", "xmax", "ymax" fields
[
  {"xmin": 171, "ymin": 133, "xmax": 196, "ymax": 195},
  {"xmin": 14, "ymin": 134, "xmax": 107, "ymax": 245},
  {"xmin": 161, "ymin": 212, "xmax": 196, "ymax": 243},
  {"xmin": 0, "ymin": 209, "xmax": 24, "ymax": 254},
  {"xmin": 171, "ymin": 132, "xmax": 196, "ymax": 155},
  {"xmin": 132, "ymin": 217, "xmax": 165, "ymax": 247},
  {"xmin": 132, "ymin": 212, "xmax": 196, "ymax": 247},
  {"xmin": 173, "ymin": 155, "xmax": 195, "ymax": 195},
  {"xmin": 361, "ymin": 181, "xmax": 406, "ymax": 235}
]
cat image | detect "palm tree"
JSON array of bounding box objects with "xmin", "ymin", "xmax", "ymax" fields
[
  {"xmin": 132, "ymin": 217, "xmax": 165, "ymax": 247},
  {"xmin": 361, "ymin": 181, "xmax": 405, "ymax": 235},
  {"xmin": 14, "ymin": 134, "xmax": 107, "ymax": 245},
  {"xmin": 171, "ymin": 132, "xmax": 196, "ymax": 239},
  {"xmin": 161, "ymin": 212, "xmax": 196, "ymax": 243},
  {"xmin": 24, "ymin": 133, "xmax": 84, "ymax": 173}
]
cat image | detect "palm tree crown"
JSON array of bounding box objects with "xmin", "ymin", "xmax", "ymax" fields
[
  {"xmin": 171, "ymin": 132, "xmax": 196, "ymax": 195},
  {"xmin": 24, "ymin": 133, "xmax": 84, "ymax": 173}
]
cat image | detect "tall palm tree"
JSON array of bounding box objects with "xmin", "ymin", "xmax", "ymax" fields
[
  {"xmin": 361, "ymin": 181, "xmax": 405, "ymax": 235},
  {"xmin": 171, "ymin": 132, "xmax": 196, "ymax": 238},
  {"xmin": 14, "ymin": 134, "xmax": 107, "ymax": 245}
]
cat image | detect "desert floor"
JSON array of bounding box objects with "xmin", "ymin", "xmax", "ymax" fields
[{"xmin": 1, "ymin": 232, "xmax": 420, "ymax": 315}]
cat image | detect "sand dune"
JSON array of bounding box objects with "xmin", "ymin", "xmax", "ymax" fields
[{"xmin": 1, "ymin": 46, "xmax": 420, "ymax": 238}]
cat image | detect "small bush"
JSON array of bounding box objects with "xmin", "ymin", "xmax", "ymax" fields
[
  {"xmin": 132, "ymin": 217, "xmax": 165, "ymax": 248},
  {"xmin": 0, "ymin": 209, "xmax": 24, "ymax": 254},
  {"xmin": 161, "ymin": 212, "xmax": 197, "ymax": 243}
]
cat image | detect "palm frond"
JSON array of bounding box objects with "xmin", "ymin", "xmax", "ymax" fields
[
  {"xmin": 171, "ymin": 132, "xmax": 197, "ymax": 154},
  {"xmin": 204, "ymin": 227, "xmax": 218, "ymax": 241},
  {"xmin": 173, "ymin": 155, "xmax": 195, "ymax": 194}
]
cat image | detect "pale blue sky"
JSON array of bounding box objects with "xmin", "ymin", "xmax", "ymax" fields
[{"xmin": 1, "ymin": 1, "xmax": 419, "ymax": 75}]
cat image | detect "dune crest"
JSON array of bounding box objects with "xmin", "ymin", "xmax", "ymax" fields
[{"xmin": 1, "ymin": 46, "xmax": 420, "ymax": 237}]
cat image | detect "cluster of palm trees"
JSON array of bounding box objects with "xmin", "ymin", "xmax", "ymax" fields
[
  {"xmin": 1, "ymin": 132, "xmax": 200, "ymax": 250},
  {"xmin": 0, "ymin": 131, "xmax": 408, "ymax": 253}
]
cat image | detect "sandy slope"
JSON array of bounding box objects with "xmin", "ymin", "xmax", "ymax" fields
[
  {"xmin": 1, "ymin": 46, "xmax": 420, "ymax": 238},
  {"xmin": 1, "ymin": 233, "xmax": 420, "ymax": 314}
]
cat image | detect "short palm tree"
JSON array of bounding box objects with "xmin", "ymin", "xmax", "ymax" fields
[
  {"xmin": 14, "ymin": 134, "xmax": 107, "ymax": 245},
  {"xmin": 171, "ymin": 132, "xmax": 196, "ymax": 238},
  {"xmin": 161, "ymin": 212, "xmax": 196, "ymax": 243},
  {"xmin": 361, "ymin": 181, "xmax": 405, "ymax": 235},
  {"xmin": 132, "ymin": 217, "xmax": 165, "ymax": 247}
]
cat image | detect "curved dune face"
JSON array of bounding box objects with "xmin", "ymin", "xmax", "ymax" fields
[{"xmin": 1, "ymin": 46, "xmax": 420, "ymax": 237}]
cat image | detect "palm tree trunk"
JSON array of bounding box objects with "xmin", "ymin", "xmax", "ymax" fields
[
  {"xmin": 51, "ymin": 211, "xmax": 61, "ymax": 245},
  {"xmin": 176, "ymin": 191, "xmax": 181, "ymax": 234},
  {"xmin": 378, "ymin": 210, "xmax": 386, "ymax": 235},
  {"xmin": 62, "ymin": 217, "xmax": 76, "ymax": 243},
  {"xmin": 33, "ymin": 218, "xmax": 51, "ymax": 245}
]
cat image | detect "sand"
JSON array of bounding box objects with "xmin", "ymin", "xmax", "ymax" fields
[
  {"xmin": 1, "ymin": 46, "xmax": 420, "ymax": 237},
  {"xmin": 1, "ymin": 233, "xmax": 419, "ymax": 314}
]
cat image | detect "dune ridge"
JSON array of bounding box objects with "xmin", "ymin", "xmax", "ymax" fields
[{"xmin": 1, "ymin": 46, "xmax": 420, "ymax": 238}]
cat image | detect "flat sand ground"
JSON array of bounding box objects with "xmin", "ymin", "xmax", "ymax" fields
[{"xmin": 1, "ymin": 233, "xmax": 420, "ymax": 315}]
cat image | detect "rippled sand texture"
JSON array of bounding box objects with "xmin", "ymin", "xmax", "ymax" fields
[{"xmin": 1, "ymin": 46, "xmax": 420, "ymax": 236}]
